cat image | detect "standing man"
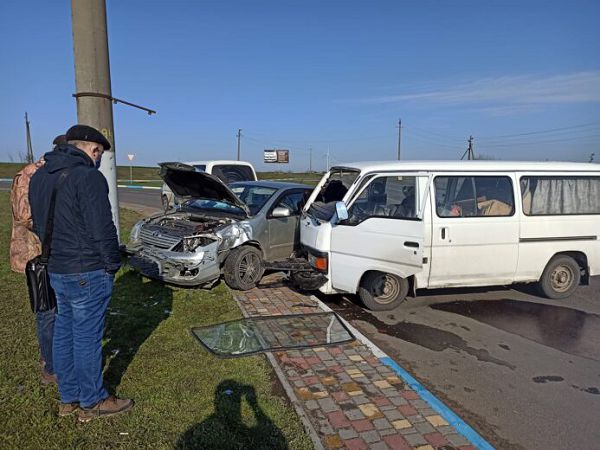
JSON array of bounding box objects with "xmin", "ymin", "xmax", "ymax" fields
[
  {"xmin": 10, "ymin": 134, "xmax": 66, "ymax": 385},
  {"xmin": 29, "ymin": 124, "xmax": 133, "ymax": 421}
]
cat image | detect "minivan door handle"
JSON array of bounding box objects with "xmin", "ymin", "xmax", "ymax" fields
[
  {"xmin": 404, "ymin": 241, "xmax": 419, "ymax": 248},
  {"xmin": 441, "ymin": 227, "xmax": 447, "ymax": 240}
]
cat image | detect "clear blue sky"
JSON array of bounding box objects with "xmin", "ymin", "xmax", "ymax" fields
[{"xmin": 1, "ymin": 0, "xmax": 599, "ymax": 171}]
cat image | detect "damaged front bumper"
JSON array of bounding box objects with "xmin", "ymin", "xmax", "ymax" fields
[{"xmin": 124, "ymin": 241, "xmax": 221, "ymax": 287}]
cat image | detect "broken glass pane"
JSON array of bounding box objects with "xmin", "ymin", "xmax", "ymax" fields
[{"xmin": 191, "ymin": 312, "xmax": 355, "ymax": 357}]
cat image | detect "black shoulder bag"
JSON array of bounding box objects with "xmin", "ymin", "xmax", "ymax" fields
[{"xmin": 25, "ymin": 170, "xmax": 70, "ymax": 313}]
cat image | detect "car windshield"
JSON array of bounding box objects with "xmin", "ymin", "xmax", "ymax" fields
[
  {"xmin": 230, "ymin": 184, "xmax": 278, "ymax": 215},
  {"xmin": 183, "ymin": 198, "xmax": 245, "ymax": 215}
]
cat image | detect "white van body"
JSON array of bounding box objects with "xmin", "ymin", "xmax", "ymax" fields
[
  {"xmin": 300, "ymin": 161, "xmax": 600, "ymax": 309},
  {"xmin": 161, "ymin": 160, "xmax": 257, "ymax": 206}
]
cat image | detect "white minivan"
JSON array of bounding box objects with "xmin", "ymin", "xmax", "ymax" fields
[{"xmin": 300, "ymin": 161, "xmax": 600, "ymax": 310}]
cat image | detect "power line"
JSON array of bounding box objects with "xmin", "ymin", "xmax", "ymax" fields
[{"xmin": 476, "ymin": 121, "xmax": 600, "ymax": 140}]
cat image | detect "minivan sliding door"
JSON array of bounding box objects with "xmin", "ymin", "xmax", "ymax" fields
[{"xmin": 429, "ymin": 174, "xmax": 519, "ymax": 287}]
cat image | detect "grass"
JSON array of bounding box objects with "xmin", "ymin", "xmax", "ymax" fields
[{"xmin": 0, "ymin": 191, "xmax": 312, "ymax": 450}]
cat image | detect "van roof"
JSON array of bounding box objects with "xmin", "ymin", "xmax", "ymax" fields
[
  {"xmin": 185, "ymin": 160, "xmax": 255, "ymax": 167},
  {"xmin": 333, "ymin": 160, "xmax": 600, "ymax": 173}
]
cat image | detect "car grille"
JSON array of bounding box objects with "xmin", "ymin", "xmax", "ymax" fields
[{"xmin": 139, "ymin": 225, "xmax": 182, "ymax": 250}]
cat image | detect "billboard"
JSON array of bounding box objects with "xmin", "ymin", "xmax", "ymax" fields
[{"xmin": 264, "ymin": 149, "xmax": 289, "ymax": 163}]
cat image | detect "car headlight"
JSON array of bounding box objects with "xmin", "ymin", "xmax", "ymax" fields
[
  {"xmin": 183, "ymin": 236, "xmax": 205, "ymax": 252},
  {"xmin": 129, "ymin": 221, "xmax": 144, "ymax": 244}
]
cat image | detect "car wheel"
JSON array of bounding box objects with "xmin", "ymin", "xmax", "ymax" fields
[
  {"xmin": 223, "ymin": 246, "xmax": 265, "ymax": 291},
  {"xmin": 358, "ymin": 271, "xmax": 408, "ymax": 311},
  {"xmin": 538, "ymin": 255, "xmax": 581, "ymax": 299}
]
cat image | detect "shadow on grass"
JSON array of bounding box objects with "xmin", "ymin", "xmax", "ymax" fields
[
  {"xmin": 102, "ymin": 270, "xmax": 173, "ymax": 392},
  {"xmin": 175, "ymin": 380, "xmax": 288, "ymax": 450}
]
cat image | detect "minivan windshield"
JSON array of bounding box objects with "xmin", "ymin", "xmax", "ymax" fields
[{"xmin": 307, "ymin": 168, "xmax": 360, "ymax": 221}]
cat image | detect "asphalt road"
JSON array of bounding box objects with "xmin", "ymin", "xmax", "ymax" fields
[
  {"xmin": 4, "ymin": 183, "xmax": 599, "ymax": 449},
  {"xmin": 320, "ymin": 280, "xmax": 600, "ymax": 450},
  {"xmin": 1, "ymin": 180, "xmax": 163, "ymax": 212}
]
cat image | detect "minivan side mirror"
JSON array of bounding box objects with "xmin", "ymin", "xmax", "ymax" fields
[
  {"xmin": 335, "ymin": 201, "xmax": 349, "ymax": 221},
  {"xmin": 272, "ymin": 206, "xmax": 292, "ymax": 218}
]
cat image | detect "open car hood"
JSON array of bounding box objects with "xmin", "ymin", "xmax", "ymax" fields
[{"xmin": 159, "ymin": 162, "xmax": 249, "ymax": 215}]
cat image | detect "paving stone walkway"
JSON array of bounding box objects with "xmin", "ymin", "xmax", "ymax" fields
[{"xmin": 234, "ymin": 280, "xmax": 479, "ymax": 450}]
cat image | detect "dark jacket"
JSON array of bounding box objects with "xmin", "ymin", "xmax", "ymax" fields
[{"xmin": 29, "ymin": 144, "xmax": 121, "ymax": 274}]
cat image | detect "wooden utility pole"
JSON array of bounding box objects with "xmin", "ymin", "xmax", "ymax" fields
[
  {"xmin": 236, "ymin": 129, "xmax": 242, "ymax": 161},
  {"xmin": 24, "ymin": 112, "xmax": 34, "ymax": 163},
  {"xmin": 397, "ymin": 119, "xmax": 402, "ymax": 160},
  {"xmin": 71, "ymin": 0, "xmax": 119, "ymax": 235}
]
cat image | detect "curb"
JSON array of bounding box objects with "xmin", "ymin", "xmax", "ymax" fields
[{"xmin": 313, "ymin": 295, "xmax": 494, "ymax": 450}]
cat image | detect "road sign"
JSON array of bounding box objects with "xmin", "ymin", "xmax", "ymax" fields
[{"xmin": 127, "ymin": 153, "xmax": 135, "ymax": 161}]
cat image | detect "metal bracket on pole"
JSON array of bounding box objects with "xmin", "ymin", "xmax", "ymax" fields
[{"xmin": 72, "ymin": 92, "xmax": 157, "ymax": 115}]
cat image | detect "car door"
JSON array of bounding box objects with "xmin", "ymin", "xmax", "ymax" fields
[
  {"xmin": 428, "ymin": 174, "xmax": 519, "ymax": 287},
  {"xmin": 330, "ymin": 174, "xmax": 428, "ymax": 294},
  {"xmin": 267, "ymin": 189, "xmax": 311, "ymax": 260}
]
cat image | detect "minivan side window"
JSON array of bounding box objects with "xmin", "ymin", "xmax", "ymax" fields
[
  {"xmin": 521, "ymin": 176, "xmax": 600, "ymax": 215},
  {"xmin": 347, "ymin": 176, "xmax": 417, "ymax": 223},
  {"xmin": 435, "ymin": 176, "xmax": 514, "ymax": 218}
]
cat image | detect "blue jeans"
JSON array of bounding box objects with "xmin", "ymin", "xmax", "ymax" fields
[
  {"xmin": 35, "ymin": 308, "xmax": 56, "ymax": 374},
  {"xmin": 49, "ymin": 269, "xmax": 114, "ymax": 408}
]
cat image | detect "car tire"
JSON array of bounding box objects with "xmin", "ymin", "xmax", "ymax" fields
[
  {"xmin": 223, "ymin": 246, "xmax": 265, "ymax": 291},
  {"xmin": 538, "ymin": 255, "xmax": 581, "ymax": 299},
  {"xmin": 358, "ymin": 271, "xmax": 409, "ymax": 311}
]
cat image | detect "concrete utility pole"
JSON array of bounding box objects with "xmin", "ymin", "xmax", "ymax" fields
[
  {"xmin": 397, "ymin": 118, "xmax": 402, "ymax": 160},
  {"xmin": 71, "ymin": 0, "xmax": 119, "ymax": 236},
  {"xmin": 236, "ymin": 129, "xmax": 242, "ymax": 161}
]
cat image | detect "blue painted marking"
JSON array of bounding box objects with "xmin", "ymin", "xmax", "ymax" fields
[
  {"xmin": 379, "ymin": 356, "xmax": 495, "ymax": 450},
  {"xmin": 117, "ymin": 184, "xmax": 161, "ymax": 190}
]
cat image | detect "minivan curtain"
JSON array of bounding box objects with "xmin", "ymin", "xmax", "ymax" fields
[{"xmin": 524, "ymin": 177, "xmax": 600, "ymax": 215}]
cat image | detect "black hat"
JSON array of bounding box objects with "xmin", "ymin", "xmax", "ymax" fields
[
  {"xmin": 52, "ymin": 134, "xmax": 66, "ymax": 145},
  {"xmin": 65, "ymin": 124, "xmax": 111, "ymax": 150}
]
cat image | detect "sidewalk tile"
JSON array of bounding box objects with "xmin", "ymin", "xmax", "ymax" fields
[
  {"xmin": 323, "ymin": 434, "xmax": 344, "ymax": 449},
  {"xmin": 403, "ymin": 432, "xmax": 428, "ymax": 447},
  {"xmin": 383, "ymin": 434, "xmax": 412, "ymax": 450},
  {"xmin": 391, "ymin": 419, "xmax": 412, "ymax": 430},
  {"xmin": 327, "ymin": 410, "xmax": 351, "ymax": 428},
  {"xmin": 424, "ymin": 431, "xmax": 449, "ymax": 447},
  {"xmin": 360, "ymin": 430, "xmax": 382, "ymax": 443},
  {"xmin": 343, "ymin": 437, "xmax": 369, "ymax": 450},
  {"xmin": 358, "ymin": 403, "xmax": 384, "ymax": 419},
  {"xmin": 352, "ymin": 419, "xmax": 374, "ymax": 432},
  {"xmin": 425, "ymin": 414, "xmax": 449, "ymax": 427}
]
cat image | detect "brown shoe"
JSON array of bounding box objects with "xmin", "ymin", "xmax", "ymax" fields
[
  {"xmin": 41, "ymin": 370, "xmax": 57, "ymax": 386},
  {"xmin": 58, "ymin": 402, "xmax": 80, "ymax": 417},
  {"xmin": 78, "ymin": 395, "xmax": 134, "ymax": 423}
]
